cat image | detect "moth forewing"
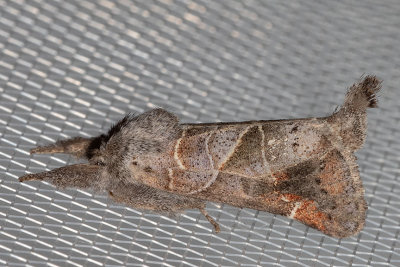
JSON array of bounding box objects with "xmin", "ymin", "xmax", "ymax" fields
[
  {"xmin": 130, "ymin": 117, "xmax": 365, "ymax": 237},
  {"xmin": 129, "ymin": 76, "xmax": 381, "ymax": 238}
]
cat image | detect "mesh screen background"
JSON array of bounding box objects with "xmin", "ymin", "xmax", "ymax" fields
[{"xmin": 1, "ymin": 0, "xmax": 399, "ymax": 266}]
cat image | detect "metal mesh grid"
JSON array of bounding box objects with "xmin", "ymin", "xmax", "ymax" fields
[{"xmin": 0, "ymin": 0, "xmax": 399, "ymax": 266}]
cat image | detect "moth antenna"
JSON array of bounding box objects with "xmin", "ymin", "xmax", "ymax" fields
[
  {"xmin": 199, "ymin": 208, "xmax": 220, "ymax": 233},
  {"xmin": 30, "ymin": 137, "xmax": 94, "ymax": 158}
]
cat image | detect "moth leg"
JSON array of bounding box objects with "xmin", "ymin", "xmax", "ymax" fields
[
  {"xmin": 30, "ymin": 137, "xmax": 93, "ymax": 158},
  {"xmin": 199, "ymin": 208, "xmax": 220, "ymax": 233}
]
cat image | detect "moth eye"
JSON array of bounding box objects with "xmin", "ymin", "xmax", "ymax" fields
[
  {"xmin": 144, "ymin": 166, "xmax": 152, "ymax": 173},
  {"xmin": 91, "ymin": 158, "xmax": 105, "ymax": 166},
  {"xmin": 132, "ymin": 161, "xmax": 138, "ymax": 166}
]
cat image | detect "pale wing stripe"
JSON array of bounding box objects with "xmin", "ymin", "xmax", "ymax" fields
[
  {"xmin": 167, "ymin": 168, "xmax": 174, "ymax": 189},
  {"xmin": 174, "ymin": 129, "xmax": 186, "ymax": 169},
  {"xmin": 258, "ymin": 125, "xmax": 270, "ymax": 173},
  {"xmin": 205, "ymin": 129, "xmax": 216, "ymax": 169},
  {"xmin": 288, "ymin": 202, "xmax": 301, "ymax": 219}
]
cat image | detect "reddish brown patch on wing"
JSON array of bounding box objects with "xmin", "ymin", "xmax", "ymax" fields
[
  {"xmin": 281, "ymin": 193, "xmax": 302, "ymax": 202},
  {"xmin": 272, "ymin": 171, "xmax": 290, "ymax": 185},
  {"xmin": 294, "ymin": 200, "xmax": 329, "ymax": 232},
  {"xmin": 319, "ymin": 150, "xmax": 348, "ymax": 195},
  {"xmin": 255, "ymin": 193, "xmax": 296, "ymax": 216}
]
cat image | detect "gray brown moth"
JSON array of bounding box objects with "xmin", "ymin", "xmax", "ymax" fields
[{"xmin": 19, "ymin": 76, "xmax": 382, "ymax": 238}]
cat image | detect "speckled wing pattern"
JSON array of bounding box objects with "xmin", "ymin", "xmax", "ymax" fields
[
  {"xmin": 134, "ymin": 118, "xmax": 363, "ymax": 238},
  {"xmin": 130, "ymin": 76, "xmax": 381, "ymax": 237}
]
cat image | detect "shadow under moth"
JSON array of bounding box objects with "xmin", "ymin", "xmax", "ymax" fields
[{"xmin": 19, "ymin": 76, "xmax": 382, "ymax": 238}]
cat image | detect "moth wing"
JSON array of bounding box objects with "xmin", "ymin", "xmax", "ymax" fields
[
  {"xmin": 159, "ymin": 119, "xmax": 332, "ymax": 194},
  {"xmin": 167, "ymin": 168, "xmax": 219, "ymax": 194},
  {"xmin": 167, "ymin": 148, "xmax": 366, "ymax": 237},
  {"xmin": 278, "ymin": 149, "xmax": 366, "ymax": 238}
]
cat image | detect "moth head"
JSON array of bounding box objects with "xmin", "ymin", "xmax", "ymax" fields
[
  {"xmin": 84, "ymin": 113, "xmax": 135, "ymax": 166},
  {"xmin": 23, "ymin": 109, "xmax": 181, "ymax": 187},
  {"xmin": 86, "ymin": 109, "xmax": 181, "ymax": 181}
]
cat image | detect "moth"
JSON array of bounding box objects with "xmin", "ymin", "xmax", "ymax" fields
[{"xmin": 19, "ymin": 76, "xmax": 381, "ymax": 238}]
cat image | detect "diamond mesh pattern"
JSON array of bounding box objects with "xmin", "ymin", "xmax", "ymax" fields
[{"xmin": 1, "ymin": 0, "xmax": 399, "ymax": 266}]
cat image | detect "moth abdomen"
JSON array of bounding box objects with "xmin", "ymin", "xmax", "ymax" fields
[{"xmin": 330, "ymin": 75, "xmax": 382, "ymax": 150}]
